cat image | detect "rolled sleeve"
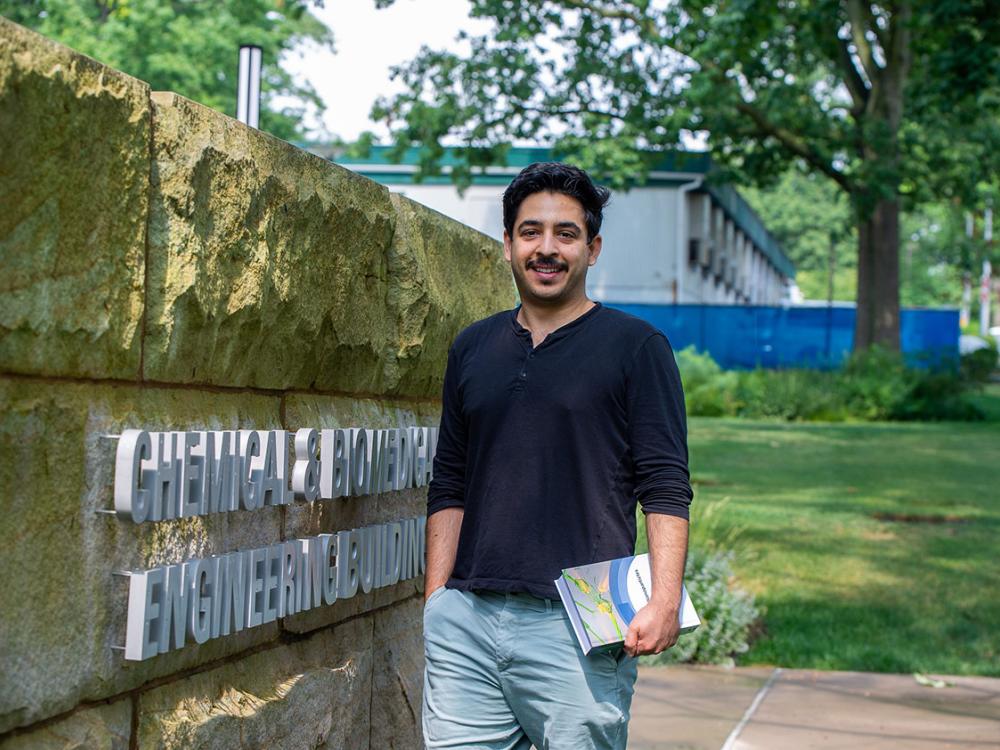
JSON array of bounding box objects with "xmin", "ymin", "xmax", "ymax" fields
[
  {"xmin": 626, "ymin": 333, "xmax": 693, "ymax": 519},
  {"xmin": 427, "ymin": 345, "xmax": 467, "ymax": 516}
]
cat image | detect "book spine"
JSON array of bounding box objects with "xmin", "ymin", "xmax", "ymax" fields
[{"xmin": 554, "ymin": 576, "xmax": 594, "ymax": 655}]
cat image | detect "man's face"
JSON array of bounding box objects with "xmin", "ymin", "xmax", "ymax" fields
[{"xmin": 503, "ymin": 191, "xmax": 602, "ymax": 308}]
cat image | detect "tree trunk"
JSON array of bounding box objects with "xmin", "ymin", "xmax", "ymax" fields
[
  {"xmin": 854, "ymin": 198, "xmax": 901, "ymax": 351},
  {"xmin": 848, "ymin": 0, "xmax": 910, "ymax": 353}
]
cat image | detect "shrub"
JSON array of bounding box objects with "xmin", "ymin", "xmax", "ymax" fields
[
  {"xmin": 733, "ymin": 369, "xmax": 848, "ymax": 421},
  {"xmin": 642, "ymin": 548, "xmax": 761, "ymax": 668},
  {"xmin": 674, "ymin": 346, "xmax": 986, "ymax": 423},
  {"xmin": 676, "ymin": 347, "xmax": 740, "ymax": 417},
  {"xmin": 687, "ymin": 376, "xmax": 741, "ymax": 418},
  {"xmin": 839, "ymin": 346, "xmax": 912, "ymax": 420},
  {"xmin": 675, "ymin": 346, "xmax": 725, "ymax": 388},
  {"xmin": 961, "ymin": 345, "xmax": 998, "ymax": 384},
  {"xmin": 893, "ymin": 371, "xmax": 984, "ymax": 421}
]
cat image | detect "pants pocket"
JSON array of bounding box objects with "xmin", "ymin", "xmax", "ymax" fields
[{"xmin": 423, "ymin": 585, "xmax": 448, "ymax": 615}]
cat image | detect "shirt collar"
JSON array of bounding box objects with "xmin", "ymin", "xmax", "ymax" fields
[{"xmin": 509, "ymin": 302, "xmax": 603, "ymax": 344}]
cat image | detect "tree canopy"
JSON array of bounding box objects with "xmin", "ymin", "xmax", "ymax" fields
[
  {"xmin": 372, "ymin": 0, "xmax": 999, "ymax": 350},
  {"xmin": 743, "ymin": 170, "xmax": 998, "ymax": 308},
  {"xmin": 742, "ymin": 171, "xmax": 857, "ymax": 302},
  {"xmin": 1, "ymin": 0, "xmax": 333, "ymax": 140}
]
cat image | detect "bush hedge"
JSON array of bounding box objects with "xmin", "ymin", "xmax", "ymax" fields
[
  {"xmin": 675, "ymin": 346, "xmax": 989, "ymax": 422},
  {"xmin": 641, "ymin": 548, "xmax": 760, "ymax": 668},
  {"xmin": 961, "ymin": 340, "xmax": 999, "ymax": 383}
]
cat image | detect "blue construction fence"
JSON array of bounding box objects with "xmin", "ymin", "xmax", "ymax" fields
[{"xmin": 608, "ymin": 303, "xmax": 960, "ymax": 370}]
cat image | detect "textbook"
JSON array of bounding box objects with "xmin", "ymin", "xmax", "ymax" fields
[{"xmin": 555, "ymin": 553, "xmax": 700, "ymax": 655}]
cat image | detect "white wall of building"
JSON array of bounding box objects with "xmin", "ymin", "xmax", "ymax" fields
[
  {"xmin": 396, "ymin": 183, "xmax": 506, "ymax": 240},
  {"xmin": 588, "ymin": 188, "xmax": 679, "ymax": 304}
]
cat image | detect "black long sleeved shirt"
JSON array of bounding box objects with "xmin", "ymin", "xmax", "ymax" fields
[{"xmin": 427, "ymin": 302, "xmax": 692, "ymax": 599}]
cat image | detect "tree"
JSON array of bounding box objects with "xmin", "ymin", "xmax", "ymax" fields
[
  {"xmin": 742, "ymin": 170, "xmax": 856, "ymax": 302},
  {"xmin": 371, "ymin": 0, "xmax": 1000, "ymax": 351},
  {"xmin": 0, "ymin": 0, "xmax": 333, "ymax": 140},
  {"xmin": 899, "ymin": 188, "xmax": 1000, "ymax": 312},
  {"xmin": 899, "ymin": 203, "xmax": 965, "ymax": 309},
  {"xmin": 743, "ymin": 170, "xmax": 993, "ymax": 308}
]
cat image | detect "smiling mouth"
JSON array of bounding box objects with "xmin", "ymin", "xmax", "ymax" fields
[{"xmin": 527, "ymin": 259, "xmax": 567, "ymax": 276}]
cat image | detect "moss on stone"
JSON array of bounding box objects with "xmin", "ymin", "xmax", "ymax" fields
[
  {"xmin": 144, "ymin": 92, "xmax": 399, "ymax": 393},
  {"xmin": 0, "ymin": 18, "xmax": 147, "ymax": 379}
]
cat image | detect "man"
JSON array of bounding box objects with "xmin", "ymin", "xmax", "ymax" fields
[{"xmin": 423, "ymin": 162, "xmax": 692, "ymax": 750}]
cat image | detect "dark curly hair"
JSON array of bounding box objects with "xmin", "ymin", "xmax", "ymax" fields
[{"xmin": 502, "ymin": 162, "xmax": 611, "ymax": 244}]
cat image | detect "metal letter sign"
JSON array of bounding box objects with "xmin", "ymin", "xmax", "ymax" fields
[
  {"xmin": 113, "ymin": 428, "xmax": 437, "ymax": 523},
  {"xmin": 110, "ymin": 426, "xmax": 436, "ymax": 660}
]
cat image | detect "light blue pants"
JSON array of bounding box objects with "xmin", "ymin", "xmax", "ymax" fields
[{"xmin": 422, "ymin": 587, "xmax": 638, "ymax": 750}]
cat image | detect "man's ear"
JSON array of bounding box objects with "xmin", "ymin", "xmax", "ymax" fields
[
  {"xmin": 587, "ymin": 234, "xmax": 603, "ymax": 266},
  {"xmin": 503, "ymin": 231, "xmax": 513, "ymax": 263}
]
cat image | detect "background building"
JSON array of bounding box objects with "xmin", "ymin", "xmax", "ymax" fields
[{"xmin": 326, "ymin": 146, "xmax": 796, "ymax": 306}]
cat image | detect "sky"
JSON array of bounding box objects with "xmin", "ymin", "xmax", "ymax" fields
[{"xmin": 282, "ymin": 0, "xmax": 489, "ymax": 141}]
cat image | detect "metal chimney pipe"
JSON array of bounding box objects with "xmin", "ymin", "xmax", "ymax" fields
[{"xmin": 237, "ymin": 45, "xmax": 262, "ymax": 128}]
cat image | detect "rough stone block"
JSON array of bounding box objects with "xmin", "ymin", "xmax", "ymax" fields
[
  {"xmin": 371, "ymin": 598, "xmax": 425, "ymax": 749},
  {"xmin": 144, "ymin": 92, "xmax": 398, "ymax": 393},
  {"xmin": 0, "ymin": 699, "xmax": 131, "ymax": 750},
  {"xmin": 387, "ymin": 193, "xmax": 514, "ymax": 398},
  {"xmin": 0, "ymin": 379, "xmax": 284, "ymax": 733},
  {"xmin": 0, "ymin": 18, "xmax": 147, "ymax": 379},
  {"xmin": 142, "ymin": 91, "xmax": 514, "ymax": 397},
  {"xmin": 136, "ymin": 617, "xmax": 372, "ymax": 750}
]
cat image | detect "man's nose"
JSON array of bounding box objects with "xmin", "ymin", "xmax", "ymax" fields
[{"xmin": 539, "ymin": 230, "xmax": 559, "ymax": 255}]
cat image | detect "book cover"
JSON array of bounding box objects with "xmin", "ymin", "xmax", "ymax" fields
[{"xmin": 554, "ymin": 553, "xmax": 700, "ymax": 655}]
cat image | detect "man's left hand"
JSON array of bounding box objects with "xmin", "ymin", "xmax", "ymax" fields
[{"xmin": 623, "ymin": 600, "xmax": 680, "ymax": 657}]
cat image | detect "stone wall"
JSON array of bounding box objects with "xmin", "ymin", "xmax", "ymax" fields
[{"xmin": 0, "ymin": 18, "xmax": 513, "ymax": 749}]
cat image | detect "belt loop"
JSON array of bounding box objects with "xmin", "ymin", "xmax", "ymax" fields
[{"xmin": 545, "ymin": 598, "xmax": 552, "ymax": 613}]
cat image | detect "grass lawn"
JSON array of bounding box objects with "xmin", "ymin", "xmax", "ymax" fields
[{"xmin": 640, "ymin": 413, "xmax": 1000, "ymax": 676}]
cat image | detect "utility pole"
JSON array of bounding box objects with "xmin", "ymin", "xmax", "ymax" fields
[
  {"xmin": 981, "ymin": 260, "xmax": 993, "ymax": 336},
  {"xmin": 985, "ymin": 206, "xmax": 995, "ymax": 333},
  {"xmin": 961, "ymin": 213, "xmax": 973, "ymax": 329}
]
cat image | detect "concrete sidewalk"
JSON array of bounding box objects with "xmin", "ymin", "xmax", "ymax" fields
[{"xmin": 629, "ymin": 665, "xmax": 1000, "ymax": 750}]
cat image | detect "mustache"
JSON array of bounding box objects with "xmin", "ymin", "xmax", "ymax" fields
[{"xmin": 526, "ymin": 258, "xmax": 568, "ymax": 271}]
